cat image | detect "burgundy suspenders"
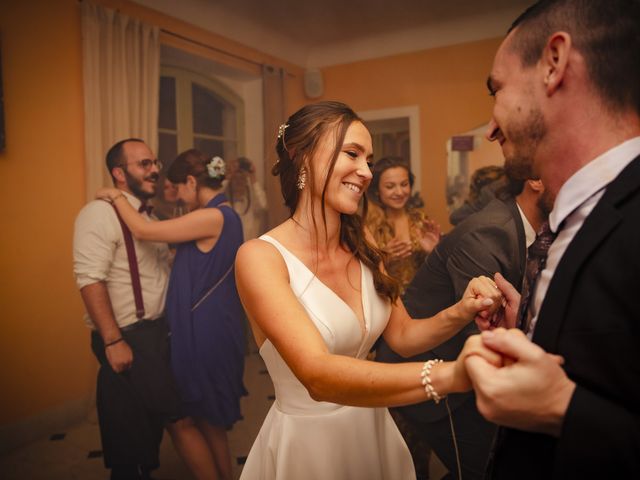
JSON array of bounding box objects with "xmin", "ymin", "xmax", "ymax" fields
[{"xmin": 111, "ymin": 204, "xmax": 145, "ymax": 319}]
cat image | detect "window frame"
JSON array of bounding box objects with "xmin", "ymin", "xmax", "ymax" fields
[{"xmin": 159, "ymin": 65, "xmax": 246, "ymax": 162}]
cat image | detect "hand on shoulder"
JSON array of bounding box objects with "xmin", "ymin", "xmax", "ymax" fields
[{"xmin": 95, "ymin": 187, "xmax": 124, "ymax": 203}]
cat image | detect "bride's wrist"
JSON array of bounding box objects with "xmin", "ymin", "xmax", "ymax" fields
[
  {"xmin": 421, "ymin": 360, "xmax": 455, "ymax": 401},
  {"xmin": 447, "ymin": 300, "xmax": 468, "ymax": 326}
]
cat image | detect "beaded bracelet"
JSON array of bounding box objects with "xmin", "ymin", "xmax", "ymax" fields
[
  {"xmin": 421, "ymin": 359, "xmax": 445, "ymax": 404},
  {"xmin": 104, "ymin": 337, "xmax": 124, "ymax": 348}
]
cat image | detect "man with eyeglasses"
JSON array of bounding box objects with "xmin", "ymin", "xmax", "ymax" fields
[{"xmin": 73, "ymin": 139, "xmax": 178, "ymax": 479}]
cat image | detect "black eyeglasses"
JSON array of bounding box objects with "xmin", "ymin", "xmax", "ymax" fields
[{"xmin": 121, "ymin": 159, "xmax": 163, "ymax": 170}]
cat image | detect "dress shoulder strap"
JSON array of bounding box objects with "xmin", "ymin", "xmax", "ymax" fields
[
  {"xmin": 259, "ymin": 234, "xmax": 285, "ymax": 253},
  {"xmin": 258, "ymin": 235, "xmax": 313, "ymax": 295}
]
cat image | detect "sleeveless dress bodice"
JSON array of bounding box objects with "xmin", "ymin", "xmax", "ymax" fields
[
  {"xmin": 166, "ymin": 193, "xmax": 246, "ymax": 427},
  {"xmin": 240, "ymin": 235, "xmax": 415, "ymax": 480}
]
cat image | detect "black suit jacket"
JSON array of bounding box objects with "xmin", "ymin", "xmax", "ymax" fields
[
  {"xmin": 377, "ymin": 197, "xmax": 527, "ymax": 422},
  {"xmin": 491, "ymin": 155, "xmax": 640, "ymax": 479}
]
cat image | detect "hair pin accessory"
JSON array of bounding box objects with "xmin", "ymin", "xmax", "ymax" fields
[
  {"xmin": 277, "ymin": 123, "xmax": 289, "ymax": 139},
  {"xmin": 207, "ymin": 156, "xmax": 226, "ymax": 179}
]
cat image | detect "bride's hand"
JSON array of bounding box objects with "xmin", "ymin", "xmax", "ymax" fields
[
  {"xmin": 96, "ymin": 187, "xmax": 122, "ymax": 202},
  {"xmin": 452, "ymin": 334, "xmax": 504, "ymax": 392},
  {"xmin": 453, "ymin": 275, "xmax": 503, "ymax": 323}
]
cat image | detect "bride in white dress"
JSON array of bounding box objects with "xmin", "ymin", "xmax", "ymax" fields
[{"xmin": 235, "ymin": 101, "xmax": 503, "ymax": 480}]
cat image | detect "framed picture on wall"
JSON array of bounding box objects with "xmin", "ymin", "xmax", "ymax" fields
[{"xmin": 358, "ymin": 106, "xmax": 422, "ymax": 187}]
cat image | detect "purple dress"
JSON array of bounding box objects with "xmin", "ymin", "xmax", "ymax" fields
[{"xmin": 166, "ymin": 193, "xmax": 247, "ymax": 427}]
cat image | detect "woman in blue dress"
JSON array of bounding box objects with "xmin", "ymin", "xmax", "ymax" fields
[{"xmin": 98, "ymin": 149, "xmax": 246, "ymax": 480}]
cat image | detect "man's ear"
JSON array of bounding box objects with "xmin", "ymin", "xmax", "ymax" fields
[
  {"xmin": 526, "ymin": 179, "xmax": 544, "ymax": 193},
  {"xmin": 541, "ymin": 31, "xmax": 571, "ymax": 96},
  {"xmin": 186, "ymin": 174, "xmax": 197, "ymax": 189},
  {"xmin": 111, "ymin": 166, "xmax": 126, "ymax": 184}
]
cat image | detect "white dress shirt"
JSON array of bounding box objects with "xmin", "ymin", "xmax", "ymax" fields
[
  {"xmin": 73, "ymin": 191, "xmax": 170, "ymax": 329},
  {"xmin": 516, "ymin": 203, "xmax": 537, "ymax": 249},
  {"xmin": 527, "ymin": 136, "xmax": 640, "ymax": 338}
]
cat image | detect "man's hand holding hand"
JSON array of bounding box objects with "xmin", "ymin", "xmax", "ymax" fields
[{"xmin": 465, "ymin": 328, "xmax": 575, "ymax": 437}]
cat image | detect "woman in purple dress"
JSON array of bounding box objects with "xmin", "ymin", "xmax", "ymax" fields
[{"xmin": 98, "ymin": 149, "xmax": 246, "ymax": 480}]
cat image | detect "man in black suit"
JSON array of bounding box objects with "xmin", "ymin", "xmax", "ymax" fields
[
  {"xmin": 379, "ymin": 177, "xmax": 547, "ymax": 479},
  {"xmin": 465, "ymin": 0, "xmax": 640, "ymax": 478}
]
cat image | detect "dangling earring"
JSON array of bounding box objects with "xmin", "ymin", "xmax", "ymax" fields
[{"xmin": 296, "ymin": 168, "xmax": 307, "ymax": 190}]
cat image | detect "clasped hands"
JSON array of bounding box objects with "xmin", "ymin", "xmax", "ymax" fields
[
  {"xmin": 384, "ymin": 219, "xmax": 441, "ymax": 259},
  {"xmin": 458, "ymin": 273, "xmax": 576, "ymax": 437}
]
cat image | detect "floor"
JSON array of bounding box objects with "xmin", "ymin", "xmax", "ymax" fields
[{"xmin": 0, "ymin": 349, "xmax": 448, "ymax": 479}]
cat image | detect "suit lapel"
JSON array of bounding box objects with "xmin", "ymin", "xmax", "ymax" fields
[
  {"xmin": 533, "ymin": 205, "xmax": 621, "ymax": 351},
  {"xmin": 533, "ymin": 155, "xmax": 640, "ymax": 351},
  {"xmin": 510, "ymin": 198, "xmax": 528, "ymax": 284}
]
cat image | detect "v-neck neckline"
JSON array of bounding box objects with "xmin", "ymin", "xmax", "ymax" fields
[{"xmin": 262, "ymin": 235, "xmax": 369, "ymax": 341}]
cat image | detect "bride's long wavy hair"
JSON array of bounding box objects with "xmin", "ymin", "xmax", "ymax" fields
[{"xmin": 272, "ymin": 101, "xmax": 401, "ymax": 303}]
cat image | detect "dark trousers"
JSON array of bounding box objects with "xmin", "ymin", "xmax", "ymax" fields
[
  {"xmin": 91, "ymin": 317, "xmax": 183, "ymax": 478},
  {"xmin": 413, "ymin": 396, "xmax": 497, "ymax": 480}
]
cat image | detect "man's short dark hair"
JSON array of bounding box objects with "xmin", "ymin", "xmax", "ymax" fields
[
  {"xmin": 508, "ymin": 0, "xmax": 640, "ymax": 115},
  {"xmin": 468, "ymin": 166, "xmax": 505, "ymax": 203},
  {"xmin": 105, "ymin": 138, "xmax": 145, "ymax": 183}
]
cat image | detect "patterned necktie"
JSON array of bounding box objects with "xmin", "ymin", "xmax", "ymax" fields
[
  {"xmin": 138, "ymin": 202, "xmax": 154, "ymax": 215},
  {"xmin": 517, "ymin": 221, "xmax": 557, "ymax": 334}
]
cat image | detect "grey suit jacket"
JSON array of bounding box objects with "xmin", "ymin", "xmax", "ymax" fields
[{"xmin": 377, "ymin": 197, "xmax": 526, "ymax": 422}]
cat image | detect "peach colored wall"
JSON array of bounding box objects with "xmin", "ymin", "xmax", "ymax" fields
[
  {"xmin": 469, "ymin": 135, "xmax": 504, "ymax": 176},
  {"xmin": 302, "ymin": 39, "xmax": 502, "ymax": 230},
  {"xmin": 0, "ymin": 0, "xmax": 306, "ymax": 430},
  {"xmin": 0, "ymin": 0, "xmax": 95, "ymax": 425},
  {"xmin": 0, "ymin": 0, "xmax": 500, "ymax": 429}
]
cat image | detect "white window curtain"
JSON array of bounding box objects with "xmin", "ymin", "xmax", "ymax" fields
[
  {"xmin": 262, "ymin": 64, "xmax": 289, "ymax": 228},
  {"xmin": 81, "ymin": 2, "xmax": 160, "ymax": 199}
]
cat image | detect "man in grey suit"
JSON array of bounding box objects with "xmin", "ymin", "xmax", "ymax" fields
[{"xmin": 377, "ymin": 175, "xmax": 548, "ymax": 479}]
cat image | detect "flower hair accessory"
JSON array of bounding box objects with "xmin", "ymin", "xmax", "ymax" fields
[
  {"xmin": 207, "ymin": 156, "xmax": 226, "ymax": 179},
  {"xmin": 277, "ymin": 123, "xmax": 289, "ymax": 140}
]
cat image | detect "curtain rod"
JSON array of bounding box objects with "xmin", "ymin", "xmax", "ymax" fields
[
  {"xmin": 161, "ymin": 29, "xmax": 298, "ymax": 77},
  {"xmin": 161, "ymin": 28, "xmax": 264, "ymax": 69},
  {"xmin": 78, "ymin": 1, "xmax": 292, "ymax": 73}
]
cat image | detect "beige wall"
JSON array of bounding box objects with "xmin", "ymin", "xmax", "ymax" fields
[
  {"xmin": 295, "ymin": 39, "xmax": 501, "ymax": 230},
  {"xmin": 0, "ymin": 0, "xmax": 94, "ymax": 434}
]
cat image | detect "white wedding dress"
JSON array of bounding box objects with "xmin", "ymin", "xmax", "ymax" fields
[{"xmin": 240, "ymin": 235, "xmax": 415, "ymax": 480}]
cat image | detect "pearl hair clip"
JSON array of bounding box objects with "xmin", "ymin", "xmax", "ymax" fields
[{"xmin": 277, "ymin": 123, "xmax": 289, "ymax": 139}]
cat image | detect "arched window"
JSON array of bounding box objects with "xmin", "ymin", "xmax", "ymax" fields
[{"xmin": 158, "ymin": 66, "xmax": 245, "ymax": 169}]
